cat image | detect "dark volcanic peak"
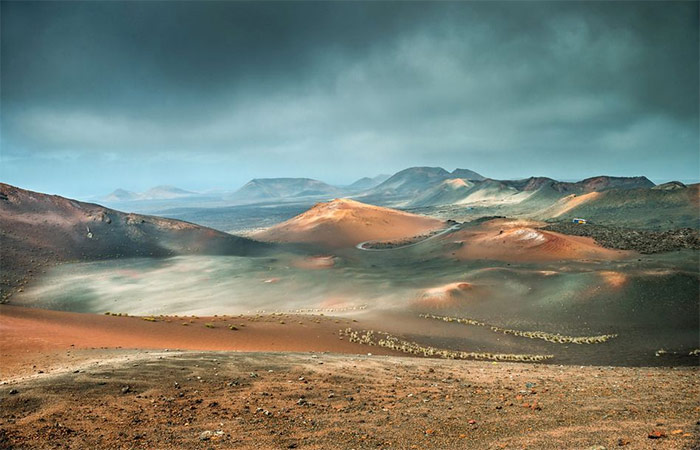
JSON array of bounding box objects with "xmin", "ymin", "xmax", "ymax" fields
[
  {"xmin": 575, "ymin": 176, "xmax": 655, "ymax": 192},
  {"xmin": 370, "ymin": 167, "xmax": 451, "ymax": 195},
  {"xmin": 652, "ymin": 181, "xmax": 687, "ymax": 191},
  {"xmin": 500, "ymin": 176, "xmax": 655, "ymax": 194},
  {"xmin": 451, "ymin": 168, "xmax": 485, "ymax": 181}
]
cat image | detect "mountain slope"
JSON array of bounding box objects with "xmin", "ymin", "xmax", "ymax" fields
[
  {"xmin": 405, "ymin": 175, "xmax": 660, "ymax": 210},
  {"xmin": 368, "ymin": 167, "xmax": 451, "ymax": 198},
  {"xmin": 252, "ymin": 198, "xmax": 445, "ymax": 248},
  {"xmin": 0, "ymin": 183, "xmax": 268, "ymax": 300},
  {"xmin": 411, "ymin": 179, "xmax": 476, "ymax": 207},
  {"xmin": 542, "ymin": 184, "xmax": 700, "ymax": 229}
]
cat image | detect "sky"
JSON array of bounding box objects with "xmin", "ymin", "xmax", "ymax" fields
[{"xmin": 1, "ymin": 1, "xmax": 698, "ymax": 198}]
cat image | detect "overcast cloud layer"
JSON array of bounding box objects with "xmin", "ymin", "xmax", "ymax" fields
[{"xmin": 1, "ymin": 1, "xmax": 698, "ymax": 197}]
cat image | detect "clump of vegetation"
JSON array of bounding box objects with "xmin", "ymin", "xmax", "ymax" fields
[
  {"xmin": 419, "ymin": 313, "xmax": 618, "ymax": 344},
  {"xmin": 142, "ymin": 316, "xmax": 157, "ymax": 322},
  {"xmin": 228, "ymin": 325, "xmax": 238, "ymax": 331},
  {"xmin": 339, "ymin": 328, "xmax": 553, "ymax": 362},
  {"xmin": 204, "ymin": 323, "xmax": 215, "ymax": 328}
]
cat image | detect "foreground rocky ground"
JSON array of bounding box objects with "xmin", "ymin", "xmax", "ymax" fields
[{"xmin": 1, "ymin": 351, "xmax": 698, "ymax": 449}]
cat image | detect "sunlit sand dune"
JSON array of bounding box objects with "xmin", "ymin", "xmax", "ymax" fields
[{"xmin": 253, "ymin": 198, "xmax": 444, "ymax": 248}]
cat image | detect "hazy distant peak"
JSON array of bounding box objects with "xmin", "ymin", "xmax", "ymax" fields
[
  {"xmin": 229, "ymin": 177, "xmax": 340, "ymax": 204},
  {"xmin": 101, "ymin": 185, "xmax": 196, "ymax": 202},
  {"xmin": 103, "ymin": 188, "xmax": 139, "ymax": 202},
  {"xmin": 347, "ymin": 174, "xmax": 391, "ymax": 191}
]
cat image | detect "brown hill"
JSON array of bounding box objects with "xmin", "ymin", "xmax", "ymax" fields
[
  {"xmin": 0, "ymin": 183, "xmax": 267, "ymax": 301},
  {"xmin": 252, "ymin": 198, "xmax": 444, "ymax": 248}
]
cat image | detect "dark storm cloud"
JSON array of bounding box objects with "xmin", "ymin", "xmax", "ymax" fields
[{"xmin": 1, "ymin": 1, "xmax": 698, "ymax": 196}]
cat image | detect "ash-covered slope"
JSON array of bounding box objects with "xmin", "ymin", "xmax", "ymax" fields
[
  {"xmin": 0, "ymin": 183, "xmax": 269, "ymax": 300},
  {"xmin": 359, "ymin": 167, "xmax": 485, "ymax": 205},
  {"xmin": 542, "ymin": 183, "xmax": 700, "ymax": 229}
]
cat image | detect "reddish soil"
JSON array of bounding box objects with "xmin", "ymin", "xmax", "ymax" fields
[
  {"xmin": 0, "ymin": 351, "xmax": 697, "ymax": 449},
  {"xmin": 1, "ymin": 305, "xmax": 698, "ymax": 449},
  {"xmin": 0, "ymin": 305, "xmax": 398, "ymax": 381}
]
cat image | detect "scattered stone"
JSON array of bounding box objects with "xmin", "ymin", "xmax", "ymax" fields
[
  {"xmin": 648, "ymin": 430, "xmax": 666, "ymax": 439},
  {"xmin": 121, "ymin": 386, "xmax": 131, "ymax": 394},
  {"xmin": 199, "ymin": 430, "xmax": 213, "ymax": 441},
  {"xmin": 8, "ymin": 389, "xmax": 18, "ymax": 395}
]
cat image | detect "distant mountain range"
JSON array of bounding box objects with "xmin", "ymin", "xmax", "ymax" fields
[
  {"xmin": 226, "ymin": 178, "xmax": 341, "ymax": 203},
  {"xmin": 96, "ymin": 167, "xmax": 697, "ymax": 229},
  {"xmin": 103, "ymin": 185, "xmax": 197, "ymax": 202}
]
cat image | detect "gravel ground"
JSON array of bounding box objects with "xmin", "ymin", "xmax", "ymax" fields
[
  {"xmin": 1, "ymin": 351, "xmax": 698, "ymax": 449},
  {"xmin": 541, "ymin": 223, "xmax": 700, "ymax": 254}
]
